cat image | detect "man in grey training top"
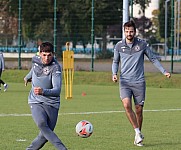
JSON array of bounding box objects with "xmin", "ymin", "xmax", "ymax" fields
[
  {"xmin": 112, "ymin": 20, "xmax": 171, "ymax": 146},
  {"xmin": 0, "ymin": 51, "xmax": 8, "ymax": 92},
  {"xmin": 24, "ymin": 42, "xmax": 67, "ymax": 150}
]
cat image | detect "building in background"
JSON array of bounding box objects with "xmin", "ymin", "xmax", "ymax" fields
[{"xmin": 132, "ymin": 0, "xmax": 159, "ymax": 18}]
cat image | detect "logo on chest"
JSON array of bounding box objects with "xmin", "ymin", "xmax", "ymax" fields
[
  {"xmin": 43, "ymin": 67, "xmax": 50, "ymax": 75},
  {"xmin": 134, "ymin": 45, "xmax": 140, "ymax": 51},
  {"xmin": 120, "ymin": 46, "xmax": 127, "ymax": 52}
]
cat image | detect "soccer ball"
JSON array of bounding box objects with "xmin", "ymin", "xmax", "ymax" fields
[{"xmin": 75, "ymin": 120, "xmax": 93, "ymax": 138}]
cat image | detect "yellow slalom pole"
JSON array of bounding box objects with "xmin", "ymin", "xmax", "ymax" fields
[
  {"xmin": 66, "ymin": 69, "xmax": 69, "ymax": 98},
  {"xmin": 63, "ymin": 69, "xmax": 67, "ymax": 99},
  {"xmin": 69, "ymin": 69, "xmax": 74, "ymax": 98}
]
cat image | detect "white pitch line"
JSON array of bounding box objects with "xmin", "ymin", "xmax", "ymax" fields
[
  {"xmin": 60, "ymin": 108, "xmax": 181, "ymax": 115},
  {"xmin": 0, "ymin": 113, "xmax": 32, "ymax": 117},
  {"xmin": 0, "ymin": 108, "xmax": 181, "ymax": 117},
  {"xmin": 16, "ymin": 139, "xmax": 27, "ymax": 142}
]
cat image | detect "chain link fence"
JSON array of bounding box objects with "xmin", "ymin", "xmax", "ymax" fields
[
  {"xmin": 0, "ymin": 0, "xmax": 123, "ymax": 59},
  {"xmin": 0, "ymin": 0, "xmax": 180, "ymax": 62}
]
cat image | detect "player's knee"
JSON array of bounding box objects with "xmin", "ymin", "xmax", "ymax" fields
[
  {"xmin": 135, "ymin": 105, "xmax": 143, "ymax": 115},
  {"xmin": 37, "ymin": 119, "xmax": 47, "ymax": 129},
  {"xmin": 122, "ymin": 99, "xmax": 132, "ymax": 111}
]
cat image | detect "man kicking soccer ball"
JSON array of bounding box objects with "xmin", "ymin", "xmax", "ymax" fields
[{"xmin": 24, "ymin": 42, "xmax": 67, "ymax": 150}]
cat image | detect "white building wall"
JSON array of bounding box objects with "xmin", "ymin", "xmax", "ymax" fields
[{"xmin": 132, "ymin": 0, "xmax": 159, "ymax": 18}]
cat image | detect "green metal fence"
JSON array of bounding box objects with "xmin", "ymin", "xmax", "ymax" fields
[{"xmin": 0, "ymin": 0, "xmax": 180, "ymax": 70}]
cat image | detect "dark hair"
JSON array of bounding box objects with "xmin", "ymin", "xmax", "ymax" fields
[
  {"xmin": 40, "ymin": 42, "xmax": 54, "ymax": 53},
  {"xmin": 124, "ymin": 20, "xmax": 136, "ymax": 32}
]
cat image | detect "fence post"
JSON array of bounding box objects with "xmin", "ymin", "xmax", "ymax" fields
[
  {"xmin": 170, "ymin": 0, "xmax": 174, "ymax": 73},
  {"xmin": 18, "ymin": 0, "xmax": 22, "ymax": 69},
  {"xmin": 54, "ymin": 0, "xmax": 57, "ymax": 54},
  {"xmin": 91, "ymin": 0, "xmax": 94, "ymax": 72}
]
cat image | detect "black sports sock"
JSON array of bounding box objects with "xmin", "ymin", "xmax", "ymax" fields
[{"xmin": 0, "ymin": 79, "xmax": 5, "ymax": 85}]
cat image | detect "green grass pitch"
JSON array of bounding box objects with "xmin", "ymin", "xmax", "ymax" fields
[{"xmin": 0, "ymin": 81, "xmax": 181, "ymax": 150}]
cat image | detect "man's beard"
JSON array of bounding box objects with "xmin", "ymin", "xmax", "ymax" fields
[{"xmin": 126, "ymin": 35, "xmax": 134, "ymax": 41}]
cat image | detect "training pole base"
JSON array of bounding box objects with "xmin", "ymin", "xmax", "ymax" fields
[{"xmin": 65, "ymin": 97, "xmax": 72, "ymax": 99}]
